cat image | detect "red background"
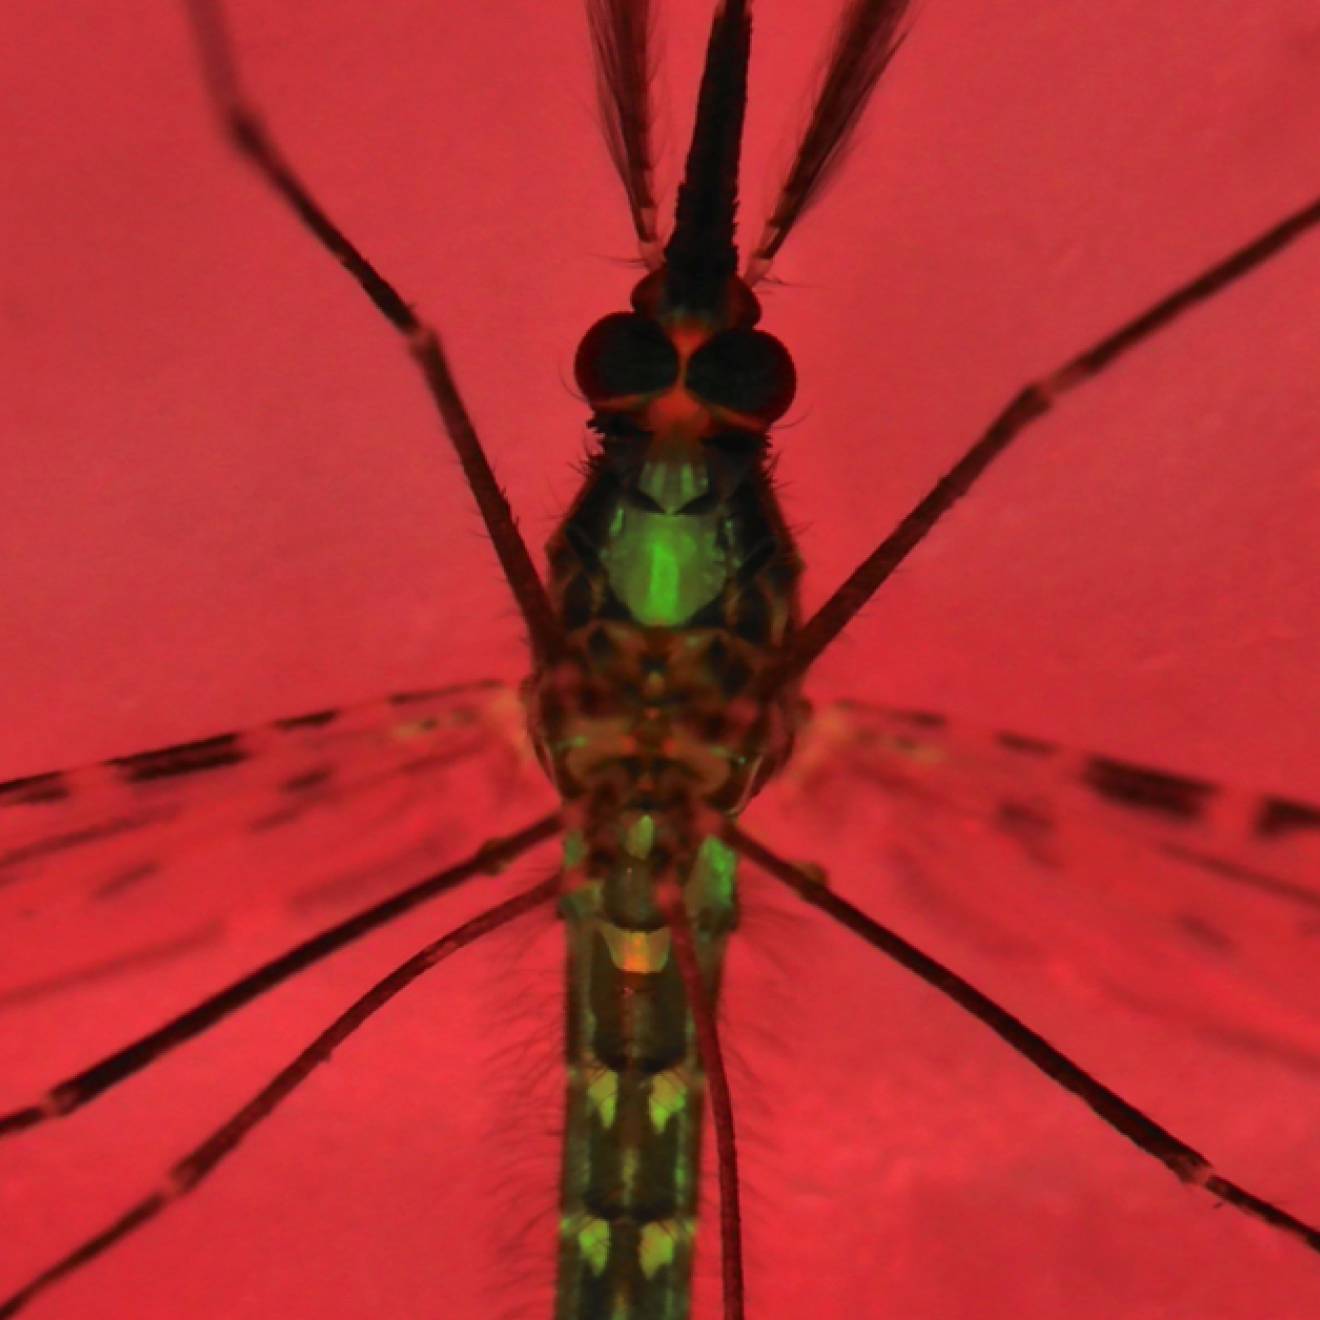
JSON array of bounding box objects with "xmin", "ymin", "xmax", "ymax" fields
[{"xmin": 3, "ymin": 2, "xmax": 1320, "ymax": 1316}]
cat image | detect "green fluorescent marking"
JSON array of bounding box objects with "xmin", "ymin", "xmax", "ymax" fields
[
  {"xmin": 639, "ymin": 456, "xmax": 707, "ymax": 512},
  {"xmin": 623, "ymin": 813, "xmax": 655, "ymax": 859},
  {"xmin": 695, "ymin": 835, "xmax": 737, "ymax": 907},
  {"xmin": 648, "ymin": 1071, "xmax": 687, "ymax": 1132},
  {"xmin": 639, "ymin": 1222, "xmax": 678, "ymax": 1278},
  {"xmin": 587, "ymin": 1068, "xmax": 619, "ymax": 1129},
  {"xmin": 647, "ymin": 532, "xmax": 681, "ymax": 623},
  {"xmin": 562, "ymin": 830, "xmax": 586, "ymax": 870},
  {"xmin": 601, "ymin": 505, "xmax": 728, "ymax": 627},
  {"xmin": 576, "ymin": 1217, "xmax": 611, "ymax": 1275}
]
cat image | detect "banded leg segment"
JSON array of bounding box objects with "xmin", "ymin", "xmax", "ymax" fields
[
  {"xmin": 723, "ymin": 822, "xmax": 1320, "ymax": 1260},
  {"xmin": 0, "ymin": 877, "xmax": 561, "ymax": 1320},
  {"xmin": 182, "ymin": 0, "xmax": 560, "ymax": 663},
  {"xmin": 782, "ymin": 190, "xmax": 1320, "ymax": 679},
  {"xmin": 0, "ymin": 813, "xmax": 560, "ymax": 1139}
]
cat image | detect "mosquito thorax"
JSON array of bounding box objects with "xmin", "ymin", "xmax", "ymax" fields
[{"xmin": 528, "ymin": 267, "xmax": 806, "ymax": 850}]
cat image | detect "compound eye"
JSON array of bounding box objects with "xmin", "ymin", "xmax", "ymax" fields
[
  {"xmin": 685, "ymin": 328, "xmax": 796, "ymax": 423},
  {"xmin": 574, "ymin": 312, "xmax": 680, "ymax": 402}
]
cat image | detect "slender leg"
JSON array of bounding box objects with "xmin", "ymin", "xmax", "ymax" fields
[
  {"xmin": 781, "ymin": 191, "xmax": 1320, "ymax": 678},
  {"xmin": 723, "ymin": 821, "xmax": 1320, "ymax": 1259},
  {"xmin": 0, "ymin": 875, "xmax": 560, "ymax": 1320},
  {"xmin": 659, "ymin": 877, "xmax": 745, "ymax": 1320},
  {"xmin": 181, "ymin": 0, "xmax": 561, "ymax": 663},
  {"xmin": 0, "ymin": 813, "xmax": 560, "ymax": 1139}
]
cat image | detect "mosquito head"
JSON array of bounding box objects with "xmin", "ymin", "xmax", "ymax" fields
[
  {"xmin": 573, "ymin": 290, "xmax": 794, "ymax": 530},
  {"xmin": 573, "ymin": 286, "xmax": 796, "ymax": 461},
  {"xmin": 573, "ymin": 0, "xmax": 801, "ymax": 518}
]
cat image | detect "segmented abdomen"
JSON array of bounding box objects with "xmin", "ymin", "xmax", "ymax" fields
[{"xmin": 556, "ymin": 832, "xmax": 737, "ymax": 1319}]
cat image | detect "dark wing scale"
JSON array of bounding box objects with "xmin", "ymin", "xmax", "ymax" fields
[
  {"xmin": 586, "ymin": 0, "xmax": 660, "ymax": 259},
  {"xmin": 767, "ymin": 700, "xmax": 1320, "ymax": 1072},
  {"xmin": 0, "ymin": 682, "xmax": 552, "ymax": 1032},
  {"xmin": 747, "ymin": 0, "xmax": 911, "ymax": 277}
]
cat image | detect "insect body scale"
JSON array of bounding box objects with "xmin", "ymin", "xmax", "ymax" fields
[{"xmin": 4, "ymin": 2, "xmax": 1320, "ymax": 1317}]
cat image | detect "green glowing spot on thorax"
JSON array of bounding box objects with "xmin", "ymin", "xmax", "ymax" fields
[
  {"xmin": 600, "ymin": 503, "xmax": 728, "ymax": 627},
  {"xmin": 639, "ymin": 455, "xmax": 707, "ymax": 511}
]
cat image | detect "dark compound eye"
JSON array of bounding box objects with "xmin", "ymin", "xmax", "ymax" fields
[
  {"xmin": 685, "ymin": 329, "xmax": 796, "ymax": 422},
  {"xmin": 574, "ymin": 312, "xmax": 680, "ymax": 402}
]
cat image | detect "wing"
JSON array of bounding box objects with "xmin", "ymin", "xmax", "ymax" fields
[
  {"xmin": 0, "ymin": 682, "xmax": 556, "ymax": 1095},
  {"xmin": 0, "ymin": 683, "xmax": 565, "ymax": 1318},
  {"xmin": 724, "ymin": 702, "xmax": 1320, "ymax": 1320},
  {"xmin": 765, "ymin": 700, "xmax": 1320, "ymax": 1072}
]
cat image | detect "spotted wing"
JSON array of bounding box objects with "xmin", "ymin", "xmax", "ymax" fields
[
  {"xmin": 765, "ymin": 700, "xmax": 1320, "ymax": 1071},
  {"xmin": 0, "ymin": 682, "xmax": 553, "ymax": 1052}
]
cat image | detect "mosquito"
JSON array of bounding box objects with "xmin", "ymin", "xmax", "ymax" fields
[{"xmin": 3, "ymin": 1, "xmax": 1320, "ymax": 1317}]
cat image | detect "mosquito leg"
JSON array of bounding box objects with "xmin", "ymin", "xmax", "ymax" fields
[
  {"xmin": 0, "ymin": 874, "xmax": 559, "ymax": 1320},
  {"xmin": 658, "ymin": 877, "xmax": 744, "ymax": 1320},
  {"xmin": 0, "ymin": 812, "xmax": 560, "ymax": 1140},
  {"xmin": 781, "ymin": 190, "xmax": 1320, "ymax": 677},
  {"xmin": 179, "ymin": 0, "xmax": 560, "ymax": 663},
  {"xmin": 722, "ymin": 822, "xmax": 1320, "ymax": 1258}
]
